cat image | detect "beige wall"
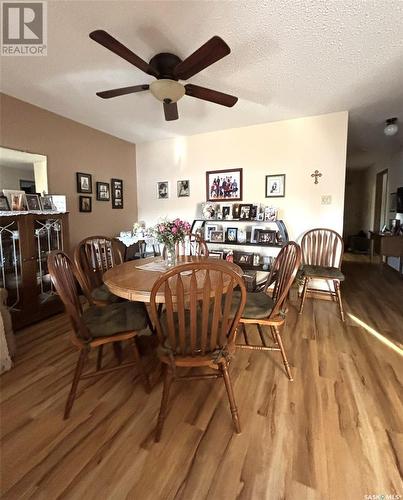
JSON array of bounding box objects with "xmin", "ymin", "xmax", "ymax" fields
[
  {"xmin": 0, "ymin": 93, "xmax": 137, "ymax": 249},
  {"xmin": 137, "ymin": 111, "xmax": 348, "ymax": 242}
]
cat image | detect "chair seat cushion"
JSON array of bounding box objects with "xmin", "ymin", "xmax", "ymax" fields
[
  {"xmin": 91, "ymin": 283, "xmax": 121, "ymax": 303},
  {"xmin": 302, "ymin": 265, "xmax": 345, "ymax": 281},
  {"xmin": 231, "ymin": 290, "xmax": 274, "ymax": 319},
  {"xmin": 82, "ymin": 301, "xmax": 148, "ymax": 338}
]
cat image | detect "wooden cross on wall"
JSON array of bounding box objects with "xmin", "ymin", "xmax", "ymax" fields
[{"xmin": 311, "ymin": 170, "xmax": 322, "ymax": 184}]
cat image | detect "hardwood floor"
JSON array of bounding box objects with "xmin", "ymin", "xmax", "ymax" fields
[{"xmin": 1, "ymin": 257, "xmax": 402, "ymax": 499}]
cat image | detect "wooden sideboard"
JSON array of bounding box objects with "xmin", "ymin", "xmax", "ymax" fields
[{"xmin": 0, "ymin": 213, "xmax": 69, "ymax": 329}]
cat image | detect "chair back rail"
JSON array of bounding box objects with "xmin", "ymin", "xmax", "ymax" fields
[
  {"xmin": 48, "ymin": 251, "xmax": 91, "ymax": 341},
  {"xmin": 301, "ymin": 228, "xmax": 343, "ymax": 269},
  {"xmin": 162, "ymin": 234, "xmax": 209, "ymax": 259},
  {"xmin": 74, "ymin": 236, "xmax": 123, "ymax": 291},
  {"xmin": 264, "ymin": 242, "xmax": 301, "ymax": 318},
  {"xmin": 150, "ymin": 261, "xmax": 246, "ymax": 357}
]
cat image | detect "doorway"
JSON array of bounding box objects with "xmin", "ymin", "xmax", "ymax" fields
[{"xmin": 373, "ymin": 169, "xmax": 388, "ymax": 231}]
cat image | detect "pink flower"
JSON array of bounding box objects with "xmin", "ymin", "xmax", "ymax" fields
[{"xmin": 172, "ymin": 226, "xmax": 178, "ymax": 234}]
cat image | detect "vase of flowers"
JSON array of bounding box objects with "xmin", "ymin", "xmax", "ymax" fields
[{"xmin": 153, "ymin": 218, "xmax": 191, "ymax": 267}]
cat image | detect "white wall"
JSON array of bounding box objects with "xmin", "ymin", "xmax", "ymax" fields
[{"xmin": 137, "ymin": 111, "xmax": 348, "ymax": 242}]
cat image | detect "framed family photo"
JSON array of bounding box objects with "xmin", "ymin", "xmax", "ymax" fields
[
  {"xmin": 111, "ymin": 178, "xmax": 123, "ymax": 209},
  {"xmin": 0, "ymin": 195, "xmax": 10, "ymax": 211},
  {"xmin": 177, "ymin": 180, "xmax": 190, "ymax": 197},
  {"xmin": 157, "ymin": 181, "xmax": 169, "ymax": 199},
  {"xmin": 96, "ymin": 182, "xmax": 110, "ymax": 201},
  {"xmin": 206, "ymin": 168, "xmax": 242, "ymax": 202},
  {"xmin": 79, "ymin": 195, "xmax": 92, "ymax": 213},
  {"xmin": 76, "ymin": 172, "xmax": 92, "ymax": 194},
  {"xmin": 266, "ymin": 174, "xmax": 285, "ymax": 197}
]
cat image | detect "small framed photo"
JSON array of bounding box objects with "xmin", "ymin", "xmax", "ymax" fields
[
  {"xmin": 26, "ymin": 194, "xmax": 41, "ymax": 211},
  {"xmin": 3, "ymin": 189, "xmax": 27, "ymax": 210},
  {"xmin": 205, "ymin": 224, "xmax": 218, "ymax": 241},
  {"xmin": 40, "ymin": 195, "xmax": 55, "ymax": 211},
  {"xmin": 266, "ymin": 174, "xmax": 285, "ymax": 198},
  {"xmin": 250, "ymin": 225, "xmax": 262, "ymax": 243},
  {"xmin": 111, "ymin": 178, "xmax": 123, "ymax": 209},
  {"xmin": 76, "ymin": 172, "xmax": 92, "ymax": 194},
  {"xmin": 51, "ymin": 195, "xmax": 67, "ymax": 212},
  {"xmin": 264, "ymin": 206, "xmax": 278, "ymax": 221},
  {"xmin": 206, "ymin": 168, "xmax": 242, "ymax": 202},
  {"xmin": 210, "ymin": 230, "xmax": 224, "ymax": 243},
  {"xmin": 239, "ymin": 204, "xmax": 253, "ymax": 220},
  {"xmin": 177, "ymin": 180, "xmax": 190, "ymax": 197},
  {"xmin": 257, "ymin": 212, "xmax": 264, "ymax": 221},
  {"xmin": 96, "ymin": 182, "xmax": 110, "ymax": 201},
  {"xmin": 79, "ymin": 195, "xmax": 92, "ymax": 213},
  {"xmin": 157, "ymin": 181, "xmax": 169, "ymax": 199},
  {"xmin": 257, "ymin": 229, "xmax": 277, "ymax": 244},
  {"xmin": 234, "ymin": 251, "xmax": 253, "ymax": 265},
  {"xmin": 226, "ymin": 227, "xmax": 238, "ymax": 242},
  {"xmin": 232, "ymin": 204, "xmax": 240, "ymax": 219},
  {"xmin": 11, "ymin": 193, "xmax": 27, "ymax": 211},
  {"xmin": 0, "ymin": 195, "xmax": 10, "ymax": 211},
  {"xmin": 209, "ymin": 251, "xmax": 224, "ymax": 259},
  {"xmin": 222, "ymin": 206, "xmax": 231, "ymax": 219}
]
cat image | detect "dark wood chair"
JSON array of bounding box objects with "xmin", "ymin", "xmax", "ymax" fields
[
  {"xmin": 236, "ymin": 242, "xmax": 301, "ymax": 381},
  {"xmin": 149, "ymin": 260, "xmax": 246, "ymax": 441},
  {"xmin": 299, "ymin": 228, "xmax": 345, "ymax": 321},
  {"xmin": 48, "ymin": 250, "xmax": 151, "ymax": 419},
  {"xmin": 162, "ymin": 233, "xmax": 209, "ymax": 259}
]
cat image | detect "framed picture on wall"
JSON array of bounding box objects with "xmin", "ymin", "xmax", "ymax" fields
[
  {"xmin": 79, "ymin": 195, "xmax": 92, "ymax": 213},
  {"xmin": 265, "ymin": 174, "xmax": 285, "ymax": 198},
  {"xmin": 76, "ymin": 172, "xmax": 92, "ymax": 194},
  {"xmin": 111, "ymin": 178, "xmax": 123, "ymax": 209},
  {"xmin": 96, "ymin": 182, "xmax": 110, "ymax": 201},
  {"xmin": 206, "ymin": 168, "xmax": 242, "ymax": 202},
  {"xmin": 157, "ymin": 181, "xmax": 169, "ymax": 199},
  {"xmin": 177, "ymin": 180, "xmax": 190, "ymax": 197}
]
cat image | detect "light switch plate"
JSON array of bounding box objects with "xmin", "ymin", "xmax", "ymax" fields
[{"xmin": 321, "ymin": 195, "xmax": 332, "ymax": 205}]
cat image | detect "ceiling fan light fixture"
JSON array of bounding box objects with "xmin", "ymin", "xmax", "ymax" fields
[
  {"xmin": 384, "ymin": 117, "xmax": 398, "ymax": 136},
  {"xmin": 150, "ymin": 79, "xmax": 185, "ymax": 103}
]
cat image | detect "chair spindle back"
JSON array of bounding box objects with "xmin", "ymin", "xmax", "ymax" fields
[
  {"xmin": 301, "ymin": 228, "xmax": 343, "ymax": 269},
  {"xmin": 150, "ymin": 261, "xmax": 246, "ymax": 356},
  {"xmin": 48, "ymin": 251, "xmax": 91, "ymax": 341},
  {"xmin": 75, "ymin": 236, "xmax": 123, "ymax": 291},
  {"xmin": 264, "ymin": 242, "xmax": 301, "ymax": 318}
]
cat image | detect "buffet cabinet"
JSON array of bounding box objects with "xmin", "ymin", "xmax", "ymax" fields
[{"xmin": 0, "ymin": 213, "xmax": 69, "ymax": 329}]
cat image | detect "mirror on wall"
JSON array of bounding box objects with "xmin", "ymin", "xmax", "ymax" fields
[{"xmin": 0, "ymin": 146, "xmax": 48, "ymax": 195}]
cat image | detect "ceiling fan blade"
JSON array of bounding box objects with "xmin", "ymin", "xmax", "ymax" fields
[
  {"xmin": 96, "ymin": 84, "xmax": 150, "ymax": 99},
  {"xmin": 174, "ymin": 36, "xmax": 230, "ymax": 80},
  {"xmin": 89, "ymin": 30, "xmax": 159, "ymax": 78},
  {"xmin": 163, "ymin": 102, "xmax": 179, "ymax": 121},
  {"xmin": 185, "ymin": 84, "xmax": 238, "ymax": 107}
]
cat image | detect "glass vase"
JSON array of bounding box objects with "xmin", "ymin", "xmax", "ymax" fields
[{"xmin": 165, "ymin": 244, "xmax": 177, "ymax": 268}]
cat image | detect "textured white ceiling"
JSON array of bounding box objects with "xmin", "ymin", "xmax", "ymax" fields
[{"xmin": 1, "ymin": 0, "xmax": 403, "ymax": 154}]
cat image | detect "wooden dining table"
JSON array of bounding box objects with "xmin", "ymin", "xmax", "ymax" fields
[{"xmin": 103, "ymin": 256, "xmax": 243, "ymax": 303}]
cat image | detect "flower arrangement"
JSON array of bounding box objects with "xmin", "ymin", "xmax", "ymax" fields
[{"xmin": 152, "ymin": 218, "xmax": 191, "ymax": 247}]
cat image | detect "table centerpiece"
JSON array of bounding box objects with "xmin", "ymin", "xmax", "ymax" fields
[{"xmin": 152, "ymin": 218, "xmax": 191, "ymax": 267}]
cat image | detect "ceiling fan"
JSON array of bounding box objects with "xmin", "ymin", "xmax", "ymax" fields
[{"xmin": 89, "ymin": 30, "xmax": 238, "ymax": 121}]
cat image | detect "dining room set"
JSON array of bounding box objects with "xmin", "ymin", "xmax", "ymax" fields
[{"xmin": 46, "ymin": 222, "xmax": 345, "ymax": 441}]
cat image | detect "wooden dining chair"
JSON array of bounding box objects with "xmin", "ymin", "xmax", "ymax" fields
[
  {"xmin": 236, "ymin": 242, "xmax": 301, "ymax": 381},
  {"xmin": 48, "ymin": 250, "xmax": 151, "ymax": 419},
  {"xmin": 299, "ymin": 228, "xmax": 345, "ymax": 321},
  {"xmin": 162, "ymin": 233, "xmax": 209, "ymax": 259},
  {"xmin": 74, "ymin": 236, "xmax": 124, "ymax": 306},
  {"xmin": 150, "ymin": 260, "xmax": 246, "ymax": 441}
]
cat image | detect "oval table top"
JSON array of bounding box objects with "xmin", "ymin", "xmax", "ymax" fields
[{"xmin": 103, "ymin": 256, "xmax": 243, "ymax": 303}]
